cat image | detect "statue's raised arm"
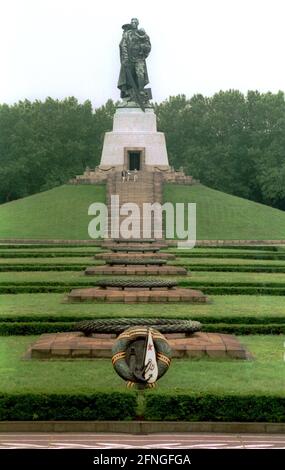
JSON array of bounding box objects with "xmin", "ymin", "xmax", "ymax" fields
[{"xmin": 117, "ymin": 18, "xmax": 152, "ymax": 111}]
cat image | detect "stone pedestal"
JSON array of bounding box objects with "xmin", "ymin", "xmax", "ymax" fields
[
  {"xmin": 99, "ymin": 108, "xmax": 170, "ymax": 171},
  {"xmin": 27, "ymin": 332, "xmax": 251, "ymax": 360},
  {"xmin": 67, "ymin": 287, "xmax": 208, "ymax": 303}
]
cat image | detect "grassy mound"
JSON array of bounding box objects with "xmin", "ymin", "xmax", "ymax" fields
[
  {"xmin": 0, "ymin": 185, "xmax": 105, "ymax": 240},
  {"xmin": 164, "ymin": 184, "xmax": 285, "ymax": 240},
  {"xmin": 1, "ymin": 182, "xmax": 285, "ymax": 240}
]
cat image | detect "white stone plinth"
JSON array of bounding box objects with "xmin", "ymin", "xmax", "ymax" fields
[{"xmin": 99, "ymin": 107, "xmax": 169, "ymax": 170}]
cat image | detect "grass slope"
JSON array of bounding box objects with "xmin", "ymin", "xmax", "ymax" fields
[
  {"xmin": 0, "ymin": 270, "xmax": 285, "ymax": 284},
  {"xmin": 1, "ymin": 293, "xmax": 285, "ymax": 320},
  {"xmin": 1, "ymin": 183, "xmax": 285, "ymax": 240},
  {"xmin": 164, "ymin": 184, "xmax": 285, "ymax": 240},
  {"xmin": 0, "ymin": 185, "xmax": 106, "ymax": 240}
]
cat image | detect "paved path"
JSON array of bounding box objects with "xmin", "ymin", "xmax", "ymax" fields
[{"xmin": 0, "ymin": 433, "xmax": 284, "ymax": 449}]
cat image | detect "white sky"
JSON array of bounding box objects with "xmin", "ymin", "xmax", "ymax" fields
[{"xmin": 1, "ymin": 0, "xmax": 285, "ymax": 108}]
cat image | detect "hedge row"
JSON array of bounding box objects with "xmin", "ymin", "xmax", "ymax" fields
[
  {"xmin": 203, "ymin": 323, "xmax": 285, "ymax": 335},
  {"xmin": 0, "ymin": 322, "xmax": 284, "ymax": 335},
  {"xmin": 206, "ymin": 246, "xmax": 283, "ymax": 252},
  {"xmin": 0, "ymin": 244, "xmax": 100, "ymax": 249},
  {"xmin": 0, "ymin": 265, "xmax": 86, "ymax": 271},
  {"xmin": 0, "ymin": 392, "xmax": 283, "ymax": 422},
  {"xmin": 0, "ymin": 252, "xmax": 95, "ymax": 258},
  {"xmin": 190, "ymin": 265, "xmax": 285, "ymax": 273},
  {"xmin": 3, "ymin": 279, "xmax": 285, "ymax": 288},
  {"xmin": 0, "ymin": 286, "xmax": 83, "ymax": 293},
  {"xmin": 3, "ymin": 252, "xmax": 285, "ymax": 260},
  {"xmin": 144, "ymin": 393, "xmax": 285, "ymax": 422},
  {"xmin": 171, "ymin": 245, "xmax": 283, "ymax": 252},
  {"xmin": 0, "ymin": 315, "xmax": 284, "ymax": 325},
  {"xmin": 177, "ymin": 253, "xmax": 285, "ymax": 260},
  {"xmin": 2, "ymin": 285, "xmax": 285, "ymax": 295},
  {"xmin": 0, "ymin": 392, "xmax": 136, "ymax": 421},
  {"xmin": 0, "ymin": 244, "xmax": 283, "ymax": 251},
  {"xmin": 2, "ymin": 264, "xmax": 285, "ymax": 273},
  {"xmin": 0, "ymin": 322, "xmax": 76, "ymax": 335},
  {"xmin": 200, "ymin": 286, "xmax": 285, "ymax": 295}
]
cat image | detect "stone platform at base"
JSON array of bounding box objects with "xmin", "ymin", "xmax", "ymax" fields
[
  {"xmin": 27, "ymin": 332, "xmax": 251, "ymax": 360},
  {"xmin": 85, "ymin": 265, "xmax": 187, "ymax": 276},
  {"xmin": 67, "ymin": 287, "xmax": 208, "ymax": 303}
]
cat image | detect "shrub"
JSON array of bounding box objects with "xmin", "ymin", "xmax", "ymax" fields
[
  {"xmin": 0, "ymin": 392, "xmax": 136, "ymax": 420},
  {"xmin": 144, "ymin": 393, "xmax": 285, "ymax": 422}
]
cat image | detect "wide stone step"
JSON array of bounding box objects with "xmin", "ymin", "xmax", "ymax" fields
[
  {"xmin": 67, "ymin": 287, "xmax": 208, "ymax": 303},
  {"xmin": 28, "ymin": 332, "xmax": 251, "ymax": 360}
]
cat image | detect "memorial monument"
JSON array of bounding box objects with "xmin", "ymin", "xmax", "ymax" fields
[
  {"xmin": 71, "ymin": 19, "xmax": 193, "ymax": 182},
  {"xmin": 100, "ymin": 17, "xmax": 169, "ymax": 173}
]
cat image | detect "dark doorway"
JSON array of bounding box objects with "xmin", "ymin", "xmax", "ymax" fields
[{"xmin": 128, "ymin": 151, "xmax": 141, "ymax": 171}]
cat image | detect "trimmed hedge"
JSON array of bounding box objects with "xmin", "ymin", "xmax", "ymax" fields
[
  {"xmin": 0, "ymin": 265, "xmax": 86, "ymax": 272},
  {"xmin": 199, "ymin": 287, "xmax": 285, "ymax": 295},
  {"xmin": 189, "ymin": 265, "xmax": 285, "ymax": 273},
  {"xmin": 0, "ymin": 244, "xmax": 282, "ymax": 251},
  {"xmin": 203, "ymin": 323, "xmax": 285, "ymax": 335},
  {"xmin": 208, "ymin": 246, "xmax": 282, "ymax": 252},
  {"xmin": 0, "ymin": 314, "xmax": 284, "ymax": 325},
  {"xmin": 0, "ymin": 252, "xmax": 96, "ymax": 258},
  {"xmin": 144, "ymin": 393, "xmax": 285, "ymax": 422},
  {"xmin": 3, "ymin": 279, "xmax": 285, "ymax": 288},
  {"xmin": 2, "ymin": 264, "xmax": 285, "ymax": 273},
  {"xmin": 0, "ymin": 391, "xmax": 284, "ymax": 422},
  {"xmin": 170, "ymin": 246, "xmax": 283, "ymax": 252},
  {"xmin": 0, "ymin": 392, "xmax": 136, "ymax": 421},
  {"xmin": 0, "ymin": 244, "xmax": 101, "ymax": 249},
  {"xmin": 176, "ymin": 253, "xmax": 285, "ymax": 260},
  {"xmin": 0, "ymin": 321, "xmax": 284, "ymax": 336},
  {"xmin": 1, "ymin": 285, "xmax": 285, "ymax": 295},
  {"xmin": 0, "ymin": 286, "xmax": 85, "ymax": 294},
  {"xmin": 0, "ymin": 322, "xmax": 77, "ymax": 335}
]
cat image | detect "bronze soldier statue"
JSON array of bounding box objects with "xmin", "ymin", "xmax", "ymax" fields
[{"xmin": 117, "ymin": 18, "xmax": 152, "ymax": 111}]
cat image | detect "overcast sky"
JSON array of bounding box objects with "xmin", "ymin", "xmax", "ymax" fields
[{"xmin": 1, "ymin": 0, "xmax": 285, "ymax": 108}]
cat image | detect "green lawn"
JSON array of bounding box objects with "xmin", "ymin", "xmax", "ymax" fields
[
  {"xmin": 0, "ymin": 185, "xmax": 106, "ymax": 239},
  {"xmin": 0, "ymin": 247, "xmax": 101, "ymax": 253},
  {"xmin": 0, "ymin": 335, "xmax": 284, "ymax": 395},
  {"xmin": 1, "ymin": 182, "xmax": 285, "ymax": 240},
  {"xmin": 164, "ymin": 184, "xmax": 285, "ymax": 240},
  {"xmin": 0, "ymin": 270, "xmax": 285, "ymax": 285},
  {"xmin": 2, "ymin": 255, "xmax": 285, "ymax": 267},
  {"xmin": 0, "ymin": 293, "xmax": 285, "ymax": 321},
  {"xmin": 0, "ymin": 250, "xmax": 101, "ymax": 258}
]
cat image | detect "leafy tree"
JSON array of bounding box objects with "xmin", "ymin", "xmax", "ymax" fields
[{"xmin": 1, "ymin": 91, "xmax": 285, "ymax": 210}]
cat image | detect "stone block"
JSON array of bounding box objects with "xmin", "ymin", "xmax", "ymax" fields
[
  {"xmin": 31, "ymin": 346, "xmax": 51, "ymax": 359},
  {"xmin": 226, "ymin": 347, "xmax": 248, "ymax": 359},
  {"xmin": 51, "ymin": 348, "xmax": 71, "ymax": 357},
  {"xmin": 185, "ymin": 346, "xmax": 206, "ymax": 358},
  {"xmin": 206, "ymin": 345, "xmax": 227, "ymax": 358},
  {"xmin": 71, "ymin": 348, "xmax": 91, "ymax": 358}
]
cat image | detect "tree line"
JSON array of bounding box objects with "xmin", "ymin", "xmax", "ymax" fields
[{"xmin": 1, "ymin": 90, "xmax": 285, "ymax": 210}]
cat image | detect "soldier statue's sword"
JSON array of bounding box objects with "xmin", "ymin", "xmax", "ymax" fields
[{"xmin": 125, "ymin": 65, "xmax": 145, "ymax": 112}]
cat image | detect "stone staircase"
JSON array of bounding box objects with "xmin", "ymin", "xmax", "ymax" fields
[{"xmin": 106, "ymin": 171, "xmax": 164, "ymax": 239}]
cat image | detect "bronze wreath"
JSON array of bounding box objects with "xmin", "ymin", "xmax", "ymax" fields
[{"xmin": 111, "ymin": 326, "xmax": 172, "ymax": 386}]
